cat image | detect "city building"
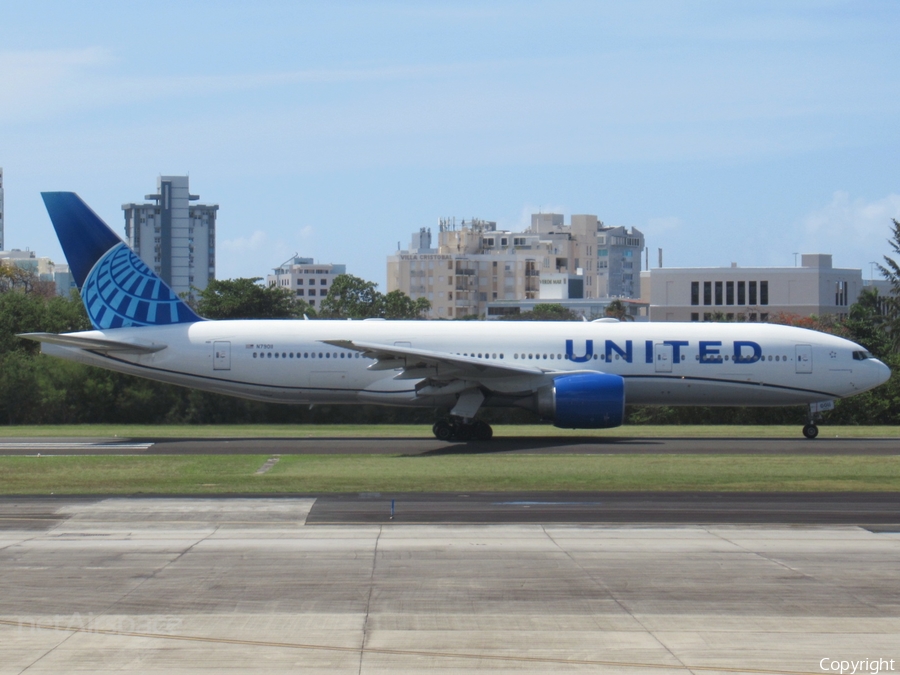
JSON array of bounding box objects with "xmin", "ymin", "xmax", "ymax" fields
[
  {"xmin": 122, "ymin": 176, "xmax": 217, "ymax": 298},
  {"xmin": 267, "ymin": 256, "xmax": 346, "ymax": 309},
  {"xmin": 0, "ymin": 167, "xmax": 5, "ymax": 252},
  {"xmin": 0, "ymin": 249, "xmax": 75, "ymax": 296},
  {"xmin": 387, "ymin": 215, "xmax": 644, "ymax": 319},
  {"xmin": 641, "ymin": 254, "xmax": 888, "ymax": 322},
  {"xmin": 484, "ymin": 297, "xmax": 648, "ymax": 321}
]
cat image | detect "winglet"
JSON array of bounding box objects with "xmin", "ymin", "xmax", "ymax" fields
[{"xmin": 41, "ymin": 191, "xmax": 203, "ymax": 329}]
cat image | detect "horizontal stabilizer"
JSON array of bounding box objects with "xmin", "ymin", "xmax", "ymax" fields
[{"xmin": 18, "ymin": 332, "xmax": 167, "ymax": 354}]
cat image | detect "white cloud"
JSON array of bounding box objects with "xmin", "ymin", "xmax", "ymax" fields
[
  {"xmin": 804, "ymin": 191, "xmax": 900, "ymax": 245},
  {"xmin": 0, "ymin": 48, "xmax": 112, "ymax": 122},
  {"xmin": 221, "ymin": 230, "xmax": 267, "ymax": 252},
  {"xmin": 801, "ymin": 191, "xmax": 900, "ymax": 266}
]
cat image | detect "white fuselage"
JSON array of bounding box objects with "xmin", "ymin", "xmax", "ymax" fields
[{"xmin": 40, "ymin": 320, "xmax": 890, "ymax": 412}]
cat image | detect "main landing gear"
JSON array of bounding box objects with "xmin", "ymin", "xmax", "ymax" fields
[{"xmin": 432, "ymin": 417, "xmax": 493, "ymax": 442}]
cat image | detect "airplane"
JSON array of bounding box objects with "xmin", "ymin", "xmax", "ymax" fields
[{"xmin": 20, "ymin": 192, "xmax": 891, "ymax": 441}]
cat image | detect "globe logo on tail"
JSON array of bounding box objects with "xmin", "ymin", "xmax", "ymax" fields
[{"xmin": 82, "ymin": 243, "xmax": 201, "ymax": 329}]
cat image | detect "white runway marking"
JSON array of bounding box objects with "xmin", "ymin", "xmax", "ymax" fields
[{"xmin": 0, "ymin": 442, "xmax": 154, "ymax": 452}]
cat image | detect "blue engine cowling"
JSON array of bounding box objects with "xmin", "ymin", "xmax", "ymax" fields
[{"xmin": 538, "ymin": 372, "xmax": 625, "ymax": 429}]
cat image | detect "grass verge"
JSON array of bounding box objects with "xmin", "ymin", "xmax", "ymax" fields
[
  {"xmin": 2, "ymin": 454, "xmax": 899, "ymax": 494},
  {"xmin": 0, "ymin": 424, "xmax": 899, "ymax": 439}
]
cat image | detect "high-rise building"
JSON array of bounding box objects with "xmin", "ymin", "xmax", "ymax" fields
[
  {"xmin": 387, "ymin": 215, "xmax": 644, "ymax": 319},
  {"xmin": 0, "ymin": 167, "xmax": 5, "ymax": 252},
  {"xmin": 267, "ymin": 256, "xmax": 347, "ymax": 310},
  {"xmin": 122, "ymin": 176, "xmax": 217, "ymax": 298}
]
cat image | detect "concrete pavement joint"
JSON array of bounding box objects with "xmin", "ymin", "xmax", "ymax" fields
[
  {"xmin": 78, "ymin": 526, "xmax": 221, "ymax": 637},
  {"xmin": 0, "ymin": 618, "xmax": 830, "ymax": 674},
  {"xmin": 541, "ymin": 524, "xmax": 700, "ymax": 675}
]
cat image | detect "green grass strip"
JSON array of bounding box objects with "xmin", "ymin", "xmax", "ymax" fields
[
  {"xmin": 0, "ymin": 424, "xmax": 899, "ymax": 439},
  {"xmin": 2, "ymin": 454, "xmax": 899, "ymax": 494}
]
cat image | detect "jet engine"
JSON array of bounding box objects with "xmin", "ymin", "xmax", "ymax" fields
[{"xmin": 537, "ymin": 372, "xmax": 625, "ymax": 429}]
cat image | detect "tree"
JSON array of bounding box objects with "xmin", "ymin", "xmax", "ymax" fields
[
  {"xmin": 604, "ymin": 299, "xmax": 633, "ymax": 321},
  {"xmin": 499, "ymin": 303, "xmax": 580, "ymax": 321},
  {"xmin": 193, "ymin": 278, "xmax": 310, "ymax": 319},
  {"xmin": 319, "ymin": 274, "xmax": 428, "ymax": 319},
  {"xmin": 382, "ymin": 290, "xmax": 431, "ymax": 319},
  {"xmin": 876, "ymin": 218, "xmax": 900, "ymax": 350},
  {"xmin": 319, "ymin": 274, "xmax": 382, "ymax": 318},
  {"xmin": 0, "ymin": 264, "xmax": 56, "ymax": 298},
  {"xmin": 843, "ymin": 287, "xmax": 891, "ymax": 358}
]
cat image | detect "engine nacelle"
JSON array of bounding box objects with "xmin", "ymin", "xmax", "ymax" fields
[{"xmin": 537, "ymin": 372, "xmax": 625, "ymax": 429}]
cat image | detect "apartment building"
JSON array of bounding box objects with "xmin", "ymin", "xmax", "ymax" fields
[
  {"xmin": 267, "ymin": 256, "xmax": 346, "ymax": 309},
  {"xmin": 387, "ymin": 215, "xmax": 644, "ymax": 319},
  {"xmin": 0, "ymin": 249, "xmax": 75, "ymax": 296},
  {"xmin": 123, "ymin": 176, "xmax": 218, "ymax": 298}
]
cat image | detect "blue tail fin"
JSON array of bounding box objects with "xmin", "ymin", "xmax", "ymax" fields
[{"xmin": 42, "ymin": 192, "xmax": 203, "ymax": 329}]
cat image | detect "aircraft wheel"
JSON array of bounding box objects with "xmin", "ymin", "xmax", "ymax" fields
[
  {"xmin": 473, "ymin": 421, "xmax": 493, "ymax": 441},
  {"xmin": 454, "ymin": 423, "xmax": 473, "ymax": 442},
  {"xmin": 433, "ymin": 420, "xmax": 454, "ymax": 441},
  {"xmin": 802, "ymin": 423, "xmax": 819, "ymax": 440}
]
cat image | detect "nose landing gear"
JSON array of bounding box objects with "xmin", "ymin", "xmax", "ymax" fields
[
  {"xmin": 803, "ymin": 401, "xmax": 833, "ymax": 439},
  {"xmin": 432, "ymin": 417, "xmax": 493, "ymax": 442}
]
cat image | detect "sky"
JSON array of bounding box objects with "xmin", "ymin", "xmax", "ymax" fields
[{"xmin": 1, "ymin": 1, "xmax": 899, "ymax": 288}]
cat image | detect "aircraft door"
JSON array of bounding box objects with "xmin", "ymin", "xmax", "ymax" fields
[
  {"xmin": 795, "ymin": 344, "xmax": 812, "ymax": 374},
  {"xmin": 214, "ymin": 341, "xmax": 231, "ymax": 371},
  {"xmin": 654, "ymin": 343, "xmax": 673, "ymax": 373}
]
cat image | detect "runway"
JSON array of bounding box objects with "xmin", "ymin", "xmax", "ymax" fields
[
  {"xmin": 3, "ymin": 491, "xmax": 899, "ymax": 529},
  {"xmin": 0, "ymin": 435, "xmax": 898, "ymax": 456},
  {"xmin": 1, "ymin": 497, "xmax": 898, "ymax": 674}
]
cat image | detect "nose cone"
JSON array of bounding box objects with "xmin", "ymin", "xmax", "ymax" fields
[{"xmin": 873, "ymin": 359, "xmax": 892, "ymax": 387}]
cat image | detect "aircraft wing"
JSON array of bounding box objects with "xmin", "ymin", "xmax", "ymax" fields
[
  {"xmin": 321, "ymin": 339, "xmax": 551, "ymax": 380},
  {"xmin": 18, "ymin": 332, "xmax": 167, "ymax": 354}
]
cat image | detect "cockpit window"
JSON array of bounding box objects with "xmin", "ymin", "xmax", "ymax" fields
[{"xmin": 852, "ymin": 351, "xmax": 874, "ymax": 360}]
